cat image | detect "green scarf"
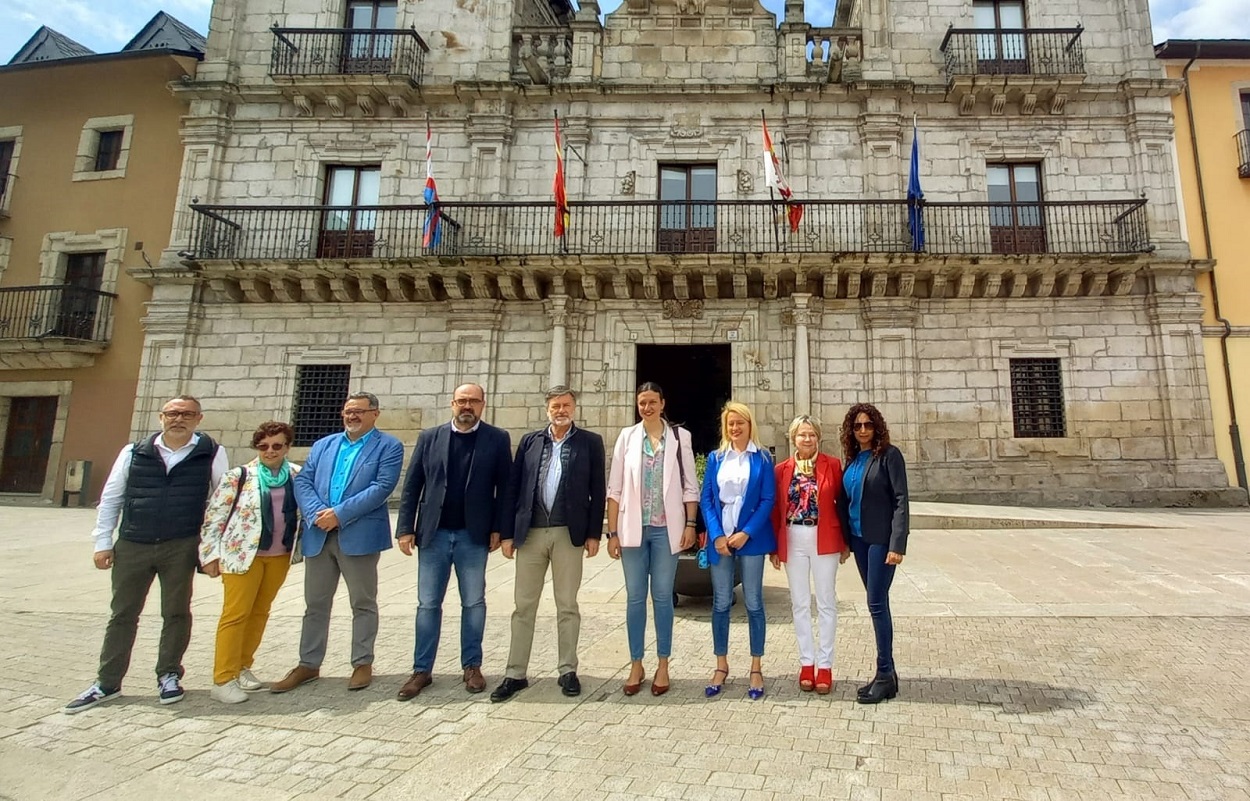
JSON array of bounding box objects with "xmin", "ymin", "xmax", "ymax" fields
[{"xmin": 257, "ymin": 460, "xmax": 291, "ymax": 490}]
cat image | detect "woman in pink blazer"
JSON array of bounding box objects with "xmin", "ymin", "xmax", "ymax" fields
[{"xmin": 606, "ymin": 382, "xmax": 699, "ymax": 696}]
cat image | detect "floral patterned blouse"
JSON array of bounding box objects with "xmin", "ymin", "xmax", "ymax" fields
[
  {"xmin": 787, "ymin": 467, "xmax": 819, "ymax": 524},
  {"xmin": 640, "ymin": 426, "xmax": 667, "ymax": 527}
]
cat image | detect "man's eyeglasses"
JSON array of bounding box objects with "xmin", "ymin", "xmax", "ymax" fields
[
  {"xmin": 342, "ymin": 408, "xmax": 377, "ymax": 418},
  {"xmin": 256, "ymin": 442, "xmax": 288, "ymax": 452},
  {"xmin": 853, "ymin": 422, "xmax": 875, "ymax": 431},
  {"xmin": 453, "ymin": 399, "xmax": 484, "ymax": 407},
  {"xmin": 161, "ymin": 411, "xmax": 199, "ymax": 420}
]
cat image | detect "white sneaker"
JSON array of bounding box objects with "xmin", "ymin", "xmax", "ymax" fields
[
  {"xmin": 237, "ymin": 669, "xmax": 264, "ymax": 692},
  {"xmin": 210, "ymin": 679, "xmax": 249, "ymax": 704}
]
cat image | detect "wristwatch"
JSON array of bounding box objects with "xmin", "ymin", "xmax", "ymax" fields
[{"xmin": 607, "ymin": 531, "xmax": 618, "ymax": 538}]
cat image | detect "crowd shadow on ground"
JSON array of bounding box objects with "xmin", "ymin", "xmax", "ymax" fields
[{"xmin": 93, "ymin": 673, "xmax": 1094, "ymax": 717}]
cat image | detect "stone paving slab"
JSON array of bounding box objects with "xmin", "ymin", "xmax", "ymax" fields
[{"xmin": 0, "ymin": 505, "xmax": 1248, "ymax": 800}]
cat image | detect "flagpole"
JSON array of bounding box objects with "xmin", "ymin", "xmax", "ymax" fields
[{"xmin": 763, "ymin": 109, "xmax": 780, "ymax": 252}]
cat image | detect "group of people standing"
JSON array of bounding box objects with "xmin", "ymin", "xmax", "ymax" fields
[{"xmin": 65, "ymin": 382, "xmax": 908, "ymax": 714}]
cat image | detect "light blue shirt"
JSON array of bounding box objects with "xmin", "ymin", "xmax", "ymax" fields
[
  {"xmin": 843, "ymin": 449, "xmax": 872, "ymax": 538},
  {"xmin": 542, "ymin": 426, "xmax": 573, "ymax": 511},
  {"xmin": 330, "ymin": 429, "xmax": 375, "ymax": 506}
]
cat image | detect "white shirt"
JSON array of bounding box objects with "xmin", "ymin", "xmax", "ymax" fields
[
  {"xmin": 717, "ymin": 442, "xmax": 757, "ymax": 539},
  {"xmin": 92, "ymin": 433, "xmax": 230, "ymax": 552},
  {"xmin": 542, "ymin": 425, "xmax": 574, "ymax": 511}
]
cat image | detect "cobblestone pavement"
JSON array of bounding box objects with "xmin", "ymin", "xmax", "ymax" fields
[{"xmin": 1, "ymin": 504, "xmax": 1248, "ymax": 800}]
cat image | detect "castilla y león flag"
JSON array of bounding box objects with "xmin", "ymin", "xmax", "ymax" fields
[{"xmin": 762, "ymin": 114, "xmax": 803, "ymax": 233}]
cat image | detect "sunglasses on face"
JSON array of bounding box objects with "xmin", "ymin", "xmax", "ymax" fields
[
  {"xmin": 256, "ymin": 442, "xmax": 289, "ymax": 452},
  {"xmin": 853, "ymin": 422, "xmax": 874, "ymax": 431}
]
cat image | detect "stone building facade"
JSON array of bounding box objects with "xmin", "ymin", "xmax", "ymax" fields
[{"xmin": 150, "ymin": 0, "xmax": 1241, "ymax": 506}]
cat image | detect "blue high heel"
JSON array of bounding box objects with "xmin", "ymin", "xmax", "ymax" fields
[
  {"xmin": 704, "ymin": 667, "xmax": 729, "ymax": 698},
  {"xmin": 747, "ymin": 670, "xmax": 765, "ymax": 700}
]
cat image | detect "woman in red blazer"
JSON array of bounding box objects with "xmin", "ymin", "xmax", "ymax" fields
[{"xmin": 770, "ymin": 415, "xmax": 849, "ymax": 694}]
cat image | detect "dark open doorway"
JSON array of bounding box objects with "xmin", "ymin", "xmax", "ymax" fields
[{"xmin": 635, "ymin": 344, "xmax": 732, "ymax": 456}]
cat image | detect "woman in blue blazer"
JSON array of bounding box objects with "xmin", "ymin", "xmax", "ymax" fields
[{"xmin": 700, "ymin": 401, "xmax": 776, "ymax": 700}]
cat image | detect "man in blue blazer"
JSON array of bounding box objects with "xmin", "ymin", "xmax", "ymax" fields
[
  {"xmin": 395, "ymin": 383, "xmax": 512, "ymax": 700},
  {"xmin": 271, "ymin": 391, "xmax": 404, "ymax": 694}
]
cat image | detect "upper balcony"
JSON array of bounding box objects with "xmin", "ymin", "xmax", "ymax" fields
[
  {"xmin": 0, "ymin": 285, "xmax": 117, "ymax": 370},
  {"xmin": 1237, "ymin": 130, "xmax": 1250, "ymax": 180},
  {"xmin": 185, "ymin": 198, "xmax": 1152, "ymax": 303},
  {"xmin": 268, "ymin": 26, "xmax": 429, "ymax": 116},
  {"xmin": 940, "ymin": 26, "xmax": 1086, "ymax": 115}
]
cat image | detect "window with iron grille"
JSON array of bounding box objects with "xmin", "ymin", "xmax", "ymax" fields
[
  {"xmin": 292, "ymin": 364, "xmax": 352, "ymax": 446},
  {"xmin": 93, "ymin": 130, "xmax": 124, "ymax": 172},
  {"xmin": 1009, "ymin": 358, "xmax": 1066, "ymax": 438}
]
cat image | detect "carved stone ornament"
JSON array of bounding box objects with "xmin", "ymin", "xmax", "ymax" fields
[
  {"xmin": 662, "ymin": 299, "xmax": 704, "ymax": 319},
  {"xmin": 670, "ymin": 126, "xmax": 702, "ymax": 139},
  {"xmin": 737, "ymin": 169, "xmax": 754, "ymax": 194},
  {"xmin": 621, "ymin": 170, "xmax": 636, "ymax": 196}
]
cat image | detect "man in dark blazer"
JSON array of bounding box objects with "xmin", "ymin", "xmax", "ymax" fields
[
  {"xmin": 395, "ymin": 383, "xmax": 512, "ymax": 699},
  {"xmin": 490, "ymin": 387, "xmax": 606, "ymax": 702},
  {"xmin": 274, "ymin": 391, "xmax": 404, "ymax": 694}
]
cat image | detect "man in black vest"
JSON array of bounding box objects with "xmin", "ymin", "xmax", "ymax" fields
[
  {"xmin": 490, "ymin": 386, "xmax": 606, "ymax": 702},
  {"xmin": 65, "ymin": 395, "xmax": 228, "ymax": 713}
]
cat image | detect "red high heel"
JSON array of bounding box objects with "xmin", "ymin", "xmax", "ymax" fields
[
  {"xmin": 799, "ymin": 665, "xmax": 815, "ymax": 692},
  {"xmin": 815, "ymin": 668, "xmax": 833, "ymax": 695}
]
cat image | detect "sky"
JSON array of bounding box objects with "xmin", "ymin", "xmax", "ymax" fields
[{"xmin": 0, "ymin": 0, "xmax": 1247, "ymax": 65}]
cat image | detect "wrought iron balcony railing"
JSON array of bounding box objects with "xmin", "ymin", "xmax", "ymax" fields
[
  {"xmin": 0, "ymin": 285, "xmax": 117, "ymax": 343},
  {"xmin": 269, "ymin": 27, "xmax": 429, "ymax": 82},
  {"xmin": 940, "ymin": 27, "xmax": 1084, "ymax": 78},
  {"xmin": 188, "ymin": 199, "xmax": 1150, "ymax": 260},
  {"xmin": 1237, "ymin": 130, "xmax": 1250, "ymax": 179}
]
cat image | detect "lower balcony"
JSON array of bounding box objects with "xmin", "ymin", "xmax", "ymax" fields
[
  {"xmin": 0, "ymin": 285, "xmax": 117, "ymax": 369},
  {"xmin": 188, "ymin": 198, "xmax": 1151, "ymax": 261},
  {"xmin": 1238, "ymin": 130, "xmax": 1250, "ymax": 179}
]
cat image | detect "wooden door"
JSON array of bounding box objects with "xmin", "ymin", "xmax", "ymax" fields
[
  {"xmin": 0, "ymin": 397, "xmax": 58, "ymax": 493},
  {"xmin": 57, "ymin": 252, "xmax": 105, "ymax": 339},
  {"xmin": 657, "ymin": 164, "xmax": 717, "ymax": 253}
]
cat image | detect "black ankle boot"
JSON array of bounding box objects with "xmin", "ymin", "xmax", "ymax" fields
[
  {"xmin": 857, "ymin": 673, "xmax": 881, "ymax": 696},
  {"xmin": 857, "ymin": 672, "xmax": 898, "ymax": 704}
]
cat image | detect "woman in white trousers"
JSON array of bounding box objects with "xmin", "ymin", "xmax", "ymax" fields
[{"xmin": 770, "ymin": 416, "xmax": 850, "ymax": 694}]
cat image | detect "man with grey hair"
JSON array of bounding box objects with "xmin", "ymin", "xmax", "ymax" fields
[
  {"xmin": 490, "ymin": 386, "xmax": 605, "ymax": 702},
  {"xmin": 65, "ymin": 395, "xmax": 228, "ymax": 713},
  {"xmin": 272, "ymin": 391, "xmax": 404, "ymax": 693}
]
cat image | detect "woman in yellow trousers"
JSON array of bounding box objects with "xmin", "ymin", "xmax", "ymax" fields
[{"xmin": 199, "ymin": 421, "xmax": 301, "ymax": 704}]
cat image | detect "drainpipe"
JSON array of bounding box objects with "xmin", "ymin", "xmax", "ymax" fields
[{"xmin": 1182, "ymin": 45, "xmax": 1248, "ymax": 491}]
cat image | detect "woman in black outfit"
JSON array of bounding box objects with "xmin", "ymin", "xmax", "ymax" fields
[{"xmin": 836, "ymin": 403, "xmax": 909, "ymax": 704}]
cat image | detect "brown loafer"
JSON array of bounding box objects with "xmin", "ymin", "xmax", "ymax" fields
[
  {"xmin": 397, "ymin": 671, "xmax": 432, "ymax": 701},
  {"xmin": 463, "ymin": 666, "xmax": 486, "ymax": 693},
  {"xmin": 270, "ymin": 665, "xmax": 319, "ymax": 694},
  {"xmin": 348, "ymin": 664, "xmax": 372, "ymax": 691}
]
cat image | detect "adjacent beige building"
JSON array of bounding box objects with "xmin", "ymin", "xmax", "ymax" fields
[
  {"xmin": 0, "ymin": 14, "xmax": 203, "ymax": 501},
  {"xmin": 143, "ymin": 0, "xmax": 1241, "ymax": 505}
]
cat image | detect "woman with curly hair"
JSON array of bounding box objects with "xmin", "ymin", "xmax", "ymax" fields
[
  {"xmin": 199, "ymin": 421, "xmax": 301, "ymax": 703},
  {"xmin": 836, "ymin": 403, "xmax": 909, "ymax": 704}
]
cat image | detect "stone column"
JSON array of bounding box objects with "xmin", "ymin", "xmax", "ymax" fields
[
  {"xmin": 856, "ymin": 98, "xmax": 903, "ymax": 200},
  {"xmin": 791, "ymin": 293, "xmax": 816, "ymax": 414},
  {"xmin": 132, "ymin": 278, "xmax": 204, "ymax": 438},
  {"xmin": 1145, "ymin": 266, "xmax": 1229, "ymax": 489},
  {"xmin": 570, "ymin": 0, "xmax": 602, "ymax": 82},
  {"xmin": 1126, "ymin": 96, "xmax": 1188, "ymax": 260},
  {"xmin": 546, "ymin": 295, "xmax": 571, "ymax": 388},
  {"xmin": 859, "ymin": 297, "xmax": 920, "ymax": 468}
]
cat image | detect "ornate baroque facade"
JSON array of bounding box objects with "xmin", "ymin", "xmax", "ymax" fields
[{"xmin": 145, "ymin": 0, "xmax": 1242, "ymax": 505}]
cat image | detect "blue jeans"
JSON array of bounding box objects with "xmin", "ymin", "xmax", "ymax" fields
[
  {"xmin": 849, "ymin": 536, "xmax": 897, "ymax": 675},
  {"xmin": 711, "ymin": 553, "xmax": 766, "ymax": 657},
  {"xmin": 619, "ymin": 525, "xmax": 678, "ymax": 661},
  {"xmin": 413, "ymin": 528, "xmax": 489, "ymax": 673}
]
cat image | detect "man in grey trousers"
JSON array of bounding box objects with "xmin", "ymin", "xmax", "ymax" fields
[{"xmin": 272, "ymin": 391, "xmax": 404, "ymax": 693}]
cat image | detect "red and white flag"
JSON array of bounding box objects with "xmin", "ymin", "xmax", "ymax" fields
[
  {"xmin": 762, "ymin": 114, "xmax": 803, "ymax": 233},
  {"xmin": 553, "ymin": 115, "xmax": 570, "ymax": 239}
]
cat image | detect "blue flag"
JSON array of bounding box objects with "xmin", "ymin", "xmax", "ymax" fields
[{"xmin": 907, "ymin": 123, "xmax": 924, "ymax": 252}]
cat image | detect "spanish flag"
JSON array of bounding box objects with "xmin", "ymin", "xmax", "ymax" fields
[{"xmin": 553, "ymin": 114, "xmax": 570, "ymax": 239}]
